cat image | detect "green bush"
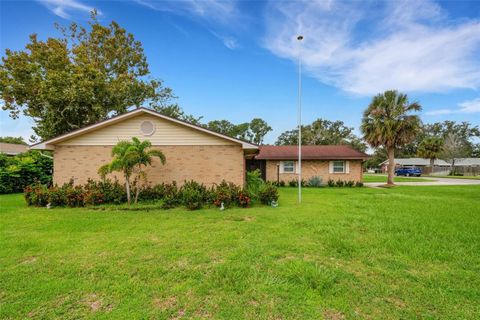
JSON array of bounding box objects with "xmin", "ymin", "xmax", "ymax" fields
[
  {"xmin": 327, "ymin": 179, "xmax": 335, "ymax": 187},
  {"xmin": 345, "ymin": 180, "xmax": 355, "ymax": 187},
  {"xmin": 138, "ymin": 183, "xmax": 164, "ymax": 202},
  {"xmin": 237, "ymin": 191, "xmax": 251, "ymax": 208},
  {"xmin": 307, "ymin": 176, "xmax": 323, "ymax": 187},
  {"xmin": 288, "ymin": 179, "xmax": 298, "ymax": 187},
  {"xmin": 161, "ymin": 182, "xmax": 179, "ymax": 209},
  {"xmin": 259, "ymin": 183, "xmax": 279, "ymax": 205},
  {"xmin": 279, "ymin": 180, "xmax": 286, "ymax": 187},
  {"xmin": 212, "ymin": 180, "xmax": 240, "ymax": 208},
  {"xmin": 355, "ymin": 181, "xmax": 364, "ymax": 187},
  {"xmin": 85, "ymin": 179, "xmax": 127, "ymax": 205},
  {"xmin": 0, "ymin": 151, "xmax": 53, "ymax": 194},
  {"xmin": 24, "ymin": 183, "xmax": 49, "ymax": 207},
  {"xmin": 335, "ymin": 180, "xmax": 345, "ymax": 187},
  {"xmin": 246, "ymin": 169, "xmax": 264, "ymax": 199},
  {"xmin": 180, "ymin": 180, "xmax": 208, "ymax": 210}
]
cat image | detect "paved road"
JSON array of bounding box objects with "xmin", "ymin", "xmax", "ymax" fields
[{"xmin": 365, "ymin": 176, "xmax": 480, "ymax": 187}]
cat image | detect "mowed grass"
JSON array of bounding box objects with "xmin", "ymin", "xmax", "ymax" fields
[
  {"xmin": 427, "ymin": 175, "xmax": 480, "ymax": 180},
  {"xmin": 363, "ymin": 174, "xmax": 434, "ymax": 183},
  {"xmin": 1, "ymin": 186, "xmax": 479, "ymax": 319}
]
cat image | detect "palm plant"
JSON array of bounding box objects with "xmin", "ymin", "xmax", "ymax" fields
[
  {"xmin": 417, "ymin": 136, "xmax": 444, "ymax": 170},
  {"xmin": 361, "ymin": 90, "xmax": 422, "ymax": 185},
  {"xmin": 98, "ymin": 137, "xmax": 166, "ymax": 204}
]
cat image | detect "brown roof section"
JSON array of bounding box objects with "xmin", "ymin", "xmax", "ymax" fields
[
  {"xmin": 0, "ymin": 143, "xmax": 29, "ymax": 155},
  {"xmin": 255, "ymin": 145, "xmax": 370, "ymax": 160}
]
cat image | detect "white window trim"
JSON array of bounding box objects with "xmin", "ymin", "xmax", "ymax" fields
[
  {"xmin": 280, "ymin": 161, "xmax": 296, "ymax": 174},
  {"xmin": 329, "ymin": 160, "xmax": 349, "ymax": 174}
]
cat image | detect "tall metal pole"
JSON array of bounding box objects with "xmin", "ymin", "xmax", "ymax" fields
[{"xmin": 297, "ymin": 35, "xmax": 303, "ymax": 203}]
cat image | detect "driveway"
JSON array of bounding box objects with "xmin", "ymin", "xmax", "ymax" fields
[{"xmin": 365, "ymin": 176, "xmax": 480, "ymax": 187}]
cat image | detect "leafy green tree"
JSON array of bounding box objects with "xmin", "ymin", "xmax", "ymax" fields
[
  {"xmin": 0, "ymin": 136, "xmax": 26, "ymax": 145},
  {"xmin": 154, "ymin": 104, "xmax": 203, "ymax": 125},
  {"xmin": 0, "ymin": 150, "xmax": 52, "ymax": 194},
  {"xmin": 248, "ymin": 118, "xmax": 272, "ymax": 145},
  {"xmin": 417, "ymin": 136, "xmax": 444, "ymax": 168},
  {"xmin": 442, "ymin": 133, "xmax": 468, "ymax": 174},
  {"xmin": 423, "ymin": 121, "xmax": 479, "ymax": 156},
  {"xmin": 99, "ymin": 137, "xmax": 166, "ymax": 205},
  {"xmin": 0, "ymin": 12, "xmax": 175, "ymax": 141},
  {"xmin": 361, "ymin": 90, "xmax": 421, "ymax": 185},
  {"xmin": 276, "ymin": 119, "xmax": 367, "ymax": 152}
]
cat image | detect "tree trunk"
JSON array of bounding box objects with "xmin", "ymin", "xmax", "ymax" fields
[
  {"xmin": 125, "ymin": 174, "xmax": 131, "ymax": 205},
  {"xmin": 387, "ymin": 147, "xmax": 395, "ymax": 185},
  {"xmin": 134, "ymin": 180, "xmax": 140, "ymax": 204},
  {"xmin": 430, "ymin": 158, "xmax": 434, "ymax": 174}
]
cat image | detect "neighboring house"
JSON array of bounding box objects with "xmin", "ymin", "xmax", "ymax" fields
[
  {"xmin": 248, "ymin": 145, "xmax": 369, "ymax": 183},
  {"xmin": 0, "ymin": 142, "xmax": 29, "ymax": 156},
  {"xmin": 31, "ymin": 108, "xmax": 258, "ymax": 186},
  {"xmin": 452, "ymin": 158, "xmax": 480, "ymax": 176},
  {"xmin": 380, "ymin": 158, "xmax": 450, "ymax": 173}
]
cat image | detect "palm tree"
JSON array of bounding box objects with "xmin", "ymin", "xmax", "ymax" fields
[
  {"xmin": 361, "ymin": 90, "xmax": 422, "ymax": 185},
  {"xmin": 99, "ymin": 137, "xmax": 166, "ymax": 204},
  {"xmin": 417, "ymin": 136, "xmax": 444, "ymax": 172}
]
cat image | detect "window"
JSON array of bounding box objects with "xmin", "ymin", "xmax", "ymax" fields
[
  {"xmin": 333, "ymin": 161, "xmax": 345, "ymax": 173},
  {"xmin": 282, "ymin": 161, "xmax": 295, "ymax": 173}
]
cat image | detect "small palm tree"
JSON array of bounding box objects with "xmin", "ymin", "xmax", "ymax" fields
[
  {"xmin": 361, "ymin": 90, "xmax": 422, "ymax": 185},
  {"xmin": 417, "ymin": 136, "xmax": 444, "ymax": 171},
  {"xmin": 99, "ymin": 137, "xmax": 166, "ymax": 204}
]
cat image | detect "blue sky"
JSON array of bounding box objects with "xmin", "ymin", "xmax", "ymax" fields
[{"xmin": 1, "ymin": 0, "xmax": 479, "ymax": 144}]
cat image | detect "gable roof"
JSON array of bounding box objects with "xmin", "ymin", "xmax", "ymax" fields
[
  {"xmin": 255, "ymin": 145, "xmax": 370, "ymax": 160},
  {"xmin": 30, "ymin": 108, "xmax": 258, "ymax": 150}
]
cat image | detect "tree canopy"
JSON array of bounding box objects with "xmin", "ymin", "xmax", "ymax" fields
[
  {"xmin": 0, "ymin": 12, "xmax": 175, "ymax": 141},
  {"xmin": 275, "ymin": 119, "xmax": 367, "ymax": 152},
  {"xmin": 0, "ymin": 136, "xmax": 27, "ymax": 145}
]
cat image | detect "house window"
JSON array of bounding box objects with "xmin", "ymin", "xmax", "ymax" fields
[
  {"xmin": 333, "ymin": 161, "xmax": 345, "ymax": 173},
  {"xmin": 282, "ymin": 161, "xmax": 295, "ymax": 173}
]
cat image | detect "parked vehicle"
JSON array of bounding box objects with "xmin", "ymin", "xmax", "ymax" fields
[{"xmin": 395, "ymin": 166, "xmax": 422, "ymax": 177}]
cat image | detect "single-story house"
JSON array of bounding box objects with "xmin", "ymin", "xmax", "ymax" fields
[
  {"xmin": 247, "ymin": 145, "xmax": 369, "ymax": 183},
  {"xmin": 0, "ymin": 142, "xmax": 29, "ymax": 156},
  {"xmin": 31, "ymin": 108, "xmax": 258, "ymax": 186},
  {"xmin": 31, "ymin": 108, "xmax": 369, "ymax": 186},
  {"xmin": 380, "ymin": 158, "xmax": 450, "ymax": 173}
]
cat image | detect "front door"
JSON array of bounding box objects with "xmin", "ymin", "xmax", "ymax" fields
[{"xmin": 245, "ymin": 159, "xmax": 266, "ymax": 180}]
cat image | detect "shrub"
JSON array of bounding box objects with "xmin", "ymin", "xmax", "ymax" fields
[
  {"xmin": 0, "ymin": 151, "xmax": 53, "ymax": 194},
  {"xmin": 161, "ymin": 182, "xmax": 179, "ymax": 209},
  {"xmin": 259, "ymin": 183, "xmax": 279, "ymax": 205},
  {"xmin": 237, "ymin": 190, "xmax": 251, "ymax": 208},
  {"xmin": 137, "ymin": 183, "xmax": 164, "ymax": 202},
  {"xmin": 246, "ymin": 170, "xmax": 264, "ymax": 199},
  {"xmin": 327, "ymin": 179, "xmax": 335, "ymax": 187},
  {"xmin": 307, "ymin": 176, "xmax": 323, "ymax": 187},
  {"xmin": 24, "ymin": 183, "xmax": 49, "ymax": 207},
  {"xmin": 288, "ymin": 179, "xmax": 298, "ymax": 187},
  {"xmin": 180, "ymin": 180, "xmax": 207, "ymax": 210},
  {"xmin": 355, "ymin": 181, "xmax": 364, "ymax": 187},
  {"xmin": 212, "ymin": 180, "xmax": 240, "ymax": 208},
  {"xmin": 48, "ymin": 185, "xmax": 68, "ymax": 207},
  {"xmin": 65, "ymin": 185, "xmax": 85, "ymax": 207},
  {"xmin": 279, "ymin": 180, "xmax": 286, "ymax": 187},
  {"xmin": 345, "ymin": 180, "xmax": 355, "ymax": 187},
  {"xmin": 84, "ymin": 179, "xmax": 126, "ymax": 205},
  {"xmin": 335, "ymin": 180, "xmax": 345, "ymax": 187}
]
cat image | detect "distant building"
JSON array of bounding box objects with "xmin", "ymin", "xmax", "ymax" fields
[
  {"xmin": 0, "ymin": 142, "xmax": 29, "ymax": 156},
  {"xmin": 379, "ymin": 158, "xmax": 450, "ymax": 174}
]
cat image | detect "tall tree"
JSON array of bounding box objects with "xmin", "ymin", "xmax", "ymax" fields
[
  {"xmin": 99, "ymin": 137, "xmax": 166, "ymax": 205},
  {"xmin": 441, "ymin": 133, "xmax": 468, "ymax": 174},
  {"xmin": 361, "ymin": 90, "xmax": 422, "ymax": 185},
  {"xmin": 0, "ymin": 12, "xmax": 175, "ymax": 141},
  {"xmin": 275, "ymin": 119, "xmax": 367, "ymax": 152},
  {"xmin": 247, "ymin": 118, "xmax": 272, "ymax": 145},
  {"xmin": 154, "ymin": 104, "xmax": 203, "ymax": 125},
  {"xmin": 423, "ymin": 121, "xmax": 479, "ymax": 156},
  {"xmin": 206, "ymin": 119, "xmax": 272, "ymax": 145},
  {"xmin": 417, "ymin": 136, "xmax": 444, "ymax": 168}
]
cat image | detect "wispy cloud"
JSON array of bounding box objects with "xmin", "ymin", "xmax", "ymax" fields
[
  {"xmin": 134, "ymin": 0, "xmax": 241, "ymax": 49},
  {"xmin": 426, "ymin": 98, "xmax": 480, "ymax": 115},
  {"xmin": 264, "ymin": 0, "xmax": 480, "ymax": 95},
  {"xmin": 38, "ymin": 0, "xmax": 99, "ymax": 19}
]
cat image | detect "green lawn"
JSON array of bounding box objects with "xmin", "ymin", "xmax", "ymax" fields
[
  {"xmin": 1, "ymin": 186, "xmax": 479, "ymax": 319},
  {"xmin": 427, "ymin": 175, "xmax": 480, "ymax": 180},
  {"xmin": 363, "ymin": 174, "xmax": 434, "ymax": 183}
]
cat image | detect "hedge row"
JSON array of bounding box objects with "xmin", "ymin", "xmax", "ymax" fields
[
  {"xmin": 24, "ymin": 179, "xmax": 279, "ymax": 210},
  {"xmin": 274, "ymin": 176, "xmax": 363, "ymax": 188}
]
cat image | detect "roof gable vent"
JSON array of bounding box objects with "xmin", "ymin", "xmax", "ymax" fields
[{"xmin": 140, "ymin": 120, "xmax": 155, "ymax": 136}]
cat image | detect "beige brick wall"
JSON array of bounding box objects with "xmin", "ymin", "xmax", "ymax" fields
[
  {"xmin": 265, "ymin": 160, "xmax": 363, "ymax": 183},
  {"xmin": 53, "ymin": 145, "xmax": 245, "ymax": 187}
]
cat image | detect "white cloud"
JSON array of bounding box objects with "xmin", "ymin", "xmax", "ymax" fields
[
  {"xmin": 38, "ymin": 0, "xmax": 99, "ymax": 19},
  {"xmin": 264, "ymin": 0, "xmax": 480, "ymax": 95},
  {"xmin": 426, "ymin": 97, "xmax": 480, "ymax": 115},
  {"xmin": 135, "ymin": 0, "xmax": 240, "ymax": 49}
]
